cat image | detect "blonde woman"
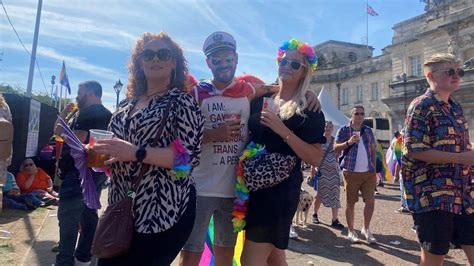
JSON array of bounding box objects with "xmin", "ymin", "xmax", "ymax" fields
[{"xmin": 241, "ymin": 39, "xmax": 326, "ymax": 265}]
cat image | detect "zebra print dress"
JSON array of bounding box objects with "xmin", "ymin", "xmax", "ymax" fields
[
  {"xmin": 107, "ymin": 87, "xmax": 204, "ymax": 234},
  {"xmin": 317, "ymin": 136, "xmax": 341, "ymax": 208}
]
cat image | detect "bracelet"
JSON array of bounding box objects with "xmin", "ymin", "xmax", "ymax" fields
[
  {"xmin": 346, "ymin": 141, "xmax": 350, "ymax": 147},
  {"xmin": 170, "ymin": 139, "xmax": 191, "ymax": 180},
  {"xmin": 283, "ymin": 131, "xmax": 293, "ymax": 142}
]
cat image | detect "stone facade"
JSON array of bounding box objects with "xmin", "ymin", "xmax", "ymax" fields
[{"xmin": 311, "ymin": 0, "xmax": 474, "ymax": 138}]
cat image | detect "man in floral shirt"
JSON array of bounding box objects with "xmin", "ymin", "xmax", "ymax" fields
[{"xmin": 402, "ymin": 53, "xmax": 474, "ymax": 266}]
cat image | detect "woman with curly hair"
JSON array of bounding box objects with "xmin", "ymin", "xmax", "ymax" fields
[
  {"xmin": 94, "ymin": 32, "xmax": 204, "ymax": 265},
  {"xmin": 241, "ymin": 39, "xmax": 326, "ymax": 265}
]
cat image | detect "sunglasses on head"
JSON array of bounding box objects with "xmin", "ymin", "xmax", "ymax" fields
[
  {"xmin": 210, "ymin": 56, "xmax": 235, "ymax": 66},
  {"xmin": 278, "ymin": 58, "xmax": 306, "ymax": 71},
  {"xmin": 432, "ymin": 68, "xmax": 465, "ymax": 77},
  {"xmin": 354, "ymin": 112, "xmax": 365, "ymax": 116},
  {"xmin": 141, "ymin": 48, "xmax": 172, "ymax": 62}
]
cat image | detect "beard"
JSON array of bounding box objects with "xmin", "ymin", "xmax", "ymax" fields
[
  {"xmin": 212, "ymin": 66, "xmax": 236, "ymax": 84},
  {"xmin": 77, "ymin": 96, "xmax": 87, "ymax": 109}
]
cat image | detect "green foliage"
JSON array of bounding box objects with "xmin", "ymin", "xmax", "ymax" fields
[{"xmin": 0, "ymin": 83, "xmax": 59, "ymax": 106}]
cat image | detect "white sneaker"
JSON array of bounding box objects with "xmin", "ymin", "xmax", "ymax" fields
[
  {"xmin": 361, "ymin": 228, "xmax": 377, "ymax": 244},
  {"xmin": 289, "ymin": 226, "xmax": 299, "ymax": 239},
  {"xmin": 347, "ymin": 230, "xmax": 361, "ymax": 243},
  {"xmin": 74, "ymin": 258, "xmax": 91, "ymax": 266}
]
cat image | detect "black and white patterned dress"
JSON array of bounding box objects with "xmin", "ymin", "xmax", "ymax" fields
[
  {"xmin": 107, "ymin": 87, "xmax": 204, "ymax": 234},
  {"xmin": 317, "ymin": 136, "xmax": 341, "ymax": 208}
]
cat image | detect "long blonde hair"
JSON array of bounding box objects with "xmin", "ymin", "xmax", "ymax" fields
[{"xmin": 277, "ymin": 57, "xmax": 312, "ymax": 120}]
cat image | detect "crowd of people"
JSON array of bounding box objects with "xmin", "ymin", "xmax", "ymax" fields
[{"xmin": 0, "ymin": 30, "xmax": 472, "ymax": 266}]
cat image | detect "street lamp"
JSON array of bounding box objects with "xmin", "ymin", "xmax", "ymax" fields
[
  {"xmin": 402, "ymin": 73, "xmax": 407, "ymax": 114},
  {"xmin": 51, "ymin": 75, "xmax": 56, "ymax": 105},
  {"xmin": 113, "ymin": 79, "xmax": 123, "ymax": 109}
]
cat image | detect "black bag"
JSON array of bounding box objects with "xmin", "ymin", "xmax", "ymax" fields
[{"xmin": 243, "ymin": 152, "xmax": 297, "ymax": 191}]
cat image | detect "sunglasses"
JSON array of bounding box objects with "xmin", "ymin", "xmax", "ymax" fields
[
  {"xmin": 278, "ymin": 58, "xmax": 306, "ymax": 71},
  {"xmin": 210, "ymin": 56, "xmax": 235, "ymax": 66},
  {"xmin": 354, "ymin": 112, "xmax": 365, "ymax": 116},
  {"xmin": 432, "ymin": 68, "xmax": 465, "ymax": 77},
  {"xmin": 23, "ymin": 163, "xmax": 34, "ymax": 167},
  {"xmin": 141, "ymin": 48, "xmax": 172, "ymax": 62}
]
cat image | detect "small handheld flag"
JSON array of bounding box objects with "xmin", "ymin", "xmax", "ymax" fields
[{"xmin": 59, "ymin": 61, "xmax": 71, "ymax": 94}]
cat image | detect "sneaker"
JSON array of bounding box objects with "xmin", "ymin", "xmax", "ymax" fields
[
  {"xmin": 51, "ymin": 242, "xmax": 59, "ymax": 253},
  {"xmin": 331, "ymin": 219, "xmax": 345, "ymax": 230},
  {"xmin": 361, "ymin": 228, "xmax": 377, "ymax": 244},
  {"xmin": 395, "ymin": 207, "xmax": 410, "ymax": 214},
  {"xmin": 347, "ymin": 230, "xmax": 361, "ymax": 243},
  {"xmin": 289, "ymin": 226, "xmax": 299, "ymax": 239},
  {"xmin": 312, "ymin": 214, "xmax": 320, "ymax": 224},
  {"xmin": 74, "ymin": 258, "xmax": 91, "ymax": 266}
]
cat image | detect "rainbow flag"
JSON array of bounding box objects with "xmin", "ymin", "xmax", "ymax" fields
[
  {"xmin": 199, "ymin": 216, "xmax": 245, "ymax": 266},
  {"xmin": 375, "ymin": 141, "xmax": 391, "ymax": 182},
  {"xmin": 59, "ymin": 61, "xmax": 71, "ymax": 94},
  {"xmin": 385, "ymin": 136, "xmax": 402, "ymax": 182}
]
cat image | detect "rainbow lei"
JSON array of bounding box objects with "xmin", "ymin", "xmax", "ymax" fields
[
  {"xmin": 277, "ymin": 38, "xmax": 318, "ymax": 71},
  {"xmin": 170, "ymin": 139, "xmax": 191, "ymax": 180},
  {"xmin": 232, "ymin": 142, "xmax": 266, "ymax": 232}
]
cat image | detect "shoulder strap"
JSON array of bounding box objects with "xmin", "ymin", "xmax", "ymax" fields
[{"xmin": 131, "ymin": 97, "xmax": 175, "ymax": 191}]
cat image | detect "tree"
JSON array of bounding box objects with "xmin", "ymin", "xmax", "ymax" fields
[{"xmin": 1, "ymin": 83, "xmax": 58, "ymax": 107}]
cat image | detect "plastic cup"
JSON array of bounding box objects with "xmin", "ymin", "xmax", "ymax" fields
[
  {"xmin": 224, "ymin": 109, "xmax": 242, "ymax": 122},
  {"xmin": 87, "ymin": 129, "xmax": 114, "ymax": 171},
  {"xmin": 262, "ymin": 97, "xmax": 281, "ymax": 114},
  {"xmin": 353, "ymin": 131, "xmax": 360, "ymax": 137}
]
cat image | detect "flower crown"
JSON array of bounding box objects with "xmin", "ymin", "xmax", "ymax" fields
[{"xmin": 277, "ymin": 38, "xmax": 318, "ymax": 72}]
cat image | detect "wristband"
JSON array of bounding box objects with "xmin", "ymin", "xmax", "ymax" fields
[{"xmin": 283, "ymin": 131, "xmax": 293, "ymax": 142}]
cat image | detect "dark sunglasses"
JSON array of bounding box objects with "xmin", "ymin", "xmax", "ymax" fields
[
  {"xmin": 210, "ymin": 56, "xmax": 235, "ymax": 66},
  {"xmin": 432, "ymin": 68, "xmax": 465, "ymax": 77},
  {"xmin": 23, "ymin": 163, "xmax": 34, "ymax": 167},
  {"xmin": 278, "ymin": 58, "xmax": 306, "ymax": 71},
  {"xmin": 141, "ymin": 48, "xmax": 172, "ymax": 62},
  {"xmin": 354, "ymin": 112, "xmax": 365, "ymax": 116}
]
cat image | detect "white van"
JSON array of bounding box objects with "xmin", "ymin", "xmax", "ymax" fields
[{"xmin": 363, "ymin": 117, "xmax": 391, "ymax": 149}]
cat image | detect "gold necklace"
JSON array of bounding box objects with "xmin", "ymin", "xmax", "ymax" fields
[{"xmin": 145, "ymin": 89, "xmax": 167, "ymax": 98}]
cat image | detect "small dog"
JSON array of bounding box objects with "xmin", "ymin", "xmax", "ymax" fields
[{"xmin": 294, "ymin": 189, "xmax": 314, "ymax": 227}]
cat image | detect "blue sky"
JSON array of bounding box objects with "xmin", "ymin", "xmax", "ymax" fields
[{"xmin": 1, "ymin": 0, "xmax": 426, "ymax": 110}]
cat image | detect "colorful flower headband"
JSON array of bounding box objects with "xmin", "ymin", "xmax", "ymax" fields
[{"xmin": 277, "ymin": 38, "xmax": 318, "ymax": 72}]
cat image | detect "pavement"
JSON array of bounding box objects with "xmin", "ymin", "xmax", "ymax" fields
[{"xmin": 13, "ymin": 179, "xmax": 470, "ymax": 265}]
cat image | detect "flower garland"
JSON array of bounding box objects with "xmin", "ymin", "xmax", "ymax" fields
[
  {"xmin": 170, "ymin": 139, "xmax": 191, "ymax": 180},
  {"xmin": 232, "ymin": 142, "xmax": 266, "ymax": 232},
  {"xmin": 277, "ymin": 38, "xmax": 318, "ymax": 72}
]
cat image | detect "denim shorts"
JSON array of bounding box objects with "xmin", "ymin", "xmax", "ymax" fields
[
  {"xmin": 413, "ymin": 210, "xmax": 474, "ymax": 255},
  {"xmin": 182, "ymin": 196, "xmax": 237, "ymax": 252}
]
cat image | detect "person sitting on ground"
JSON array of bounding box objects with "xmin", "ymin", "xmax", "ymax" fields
[
  {"xmin": 16, "ymin": 158, "xmax": 59, "ymax": 204},
  {"xmin": 2, "ymin": 172, "xmax": 44, "ymax": 210}
]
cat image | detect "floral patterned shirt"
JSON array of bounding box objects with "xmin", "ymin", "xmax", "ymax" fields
[{"xmin": 401, "ymin": 89, "xmax": 473, "ymax": 214}]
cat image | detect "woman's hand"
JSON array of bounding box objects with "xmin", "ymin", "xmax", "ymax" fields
[
  {"xmin": 93, "ymin": 138, "xmax": 138, "ymax": 165},
  {"xmin": 260, "ymin": 111, "xmax": 289, "ymax": 137}
]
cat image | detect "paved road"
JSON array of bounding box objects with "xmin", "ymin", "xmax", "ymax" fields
[{"xmin": 23, "ymin": 180, "xmax": 469, "ymax": 265}]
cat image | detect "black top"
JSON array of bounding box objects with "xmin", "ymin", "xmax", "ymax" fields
[
  {"xmin": 245, "ymin": 94, "xmax": 326, "ymax": 249},
  {"xmin": 58, "ymin": 104, "xmax": 112, "ymax": 199},
  {"xmin": 249, "ymin": 93, "xmax": 326, "ymax": 156}
]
